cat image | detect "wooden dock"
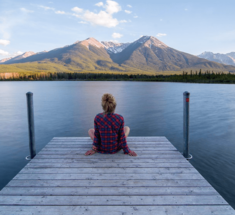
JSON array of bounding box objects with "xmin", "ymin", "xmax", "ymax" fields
[{"xmin": 0, "ymin": 136, "xmax": 234, "ymax": 215}]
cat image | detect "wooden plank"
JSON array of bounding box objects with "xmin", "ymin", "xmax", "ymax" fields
[
  {"xmin": 1, "ymin": 206, "xmax": 235, "ymax": 215},
  {"xmin": 0, "ymin": 195, "xmax": 228, "ymax": 206},
  {"xmin": 25, "ymin": 162, "xmax": 193, "ymax": 168},
  {"xmin": 1, "ymin": 206, "xmax": 234, "ymax": 215},
  {"xmin": 29, "ymin": 158, "xmax": 189, "ymax": 163},
  {"xmin": 48, "ymin": 140, "xmax": 172, "ymax": 146},
  {"xmin": 52, "ymin": 137, "xmax": 169, "ymax": 141},
  {"xmin": 34, "ymin": 154, "xmax": 185, "ymax": 159},
  {"xmin": 6, "ymin": 179, "xmax": 211, "ymax": 187},
  {"xmin": 14, "ymin": 173, "xmax": 205, "ymax": 180},
  {"xmin": 38, "ymin": 150, "xmax": 179, "ymax": 155},
  {"xmin": 44, "ymin": 146, "xmax": 177, "ymax": 150},
  {"xmin": 0, "ymin": 186, "xmax": 218, "ymax": 196},
  {"xmin": 19, "ymin": 167, "xmax": 198, "ymax": 174}
]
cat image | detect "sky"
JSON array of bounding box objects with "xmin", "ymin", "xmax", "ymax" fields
[{"xmin": 0, "ymin": 0, "xmax": 235, "ymax": 60}]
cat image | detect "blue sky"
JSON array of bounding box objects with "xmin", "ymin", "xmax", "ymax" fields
[{"xmin": 0, "ymin": 0, "xmax": 235, "ymax": 60}]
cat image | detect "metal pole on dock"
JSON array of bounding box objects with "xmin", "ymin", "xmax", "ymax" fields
[
  {"xmin": 26, "ymin": 92, "xmax": 36, "ymax": 159},
  {"xmin": 183, "ymin": 91, "xmax": 192, "ymax": 160}
]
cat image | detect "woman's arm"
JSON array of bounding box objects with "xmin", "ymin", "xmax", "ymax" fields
[
  {"xmin": 93, "ymin": 118, "xmax": 101, "ymax": 148},
  {"xmin": 119, "ymin": 120, "xmax": 130, "ymax": 154},
  {"xmin": 85, "ymin": 117, "xmax": 100, "ymax": 156}
]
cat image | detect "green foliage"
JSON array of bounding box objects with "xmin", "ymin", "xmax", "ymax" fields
[{"xmin": 1, "ymin": 70, "xmax": 235, "ymax": 83}]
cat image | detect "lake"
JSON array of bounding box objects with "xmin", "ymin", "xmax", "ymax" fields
[{"xmin": 0, "ymin": 81, "xmax": 235, "ymax": 208}]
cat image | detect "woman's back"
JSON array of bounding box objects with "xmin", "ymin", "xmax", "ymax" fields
[{"xmin": 93, "ymin": 112, "xmax": 130, "ymax": 154}]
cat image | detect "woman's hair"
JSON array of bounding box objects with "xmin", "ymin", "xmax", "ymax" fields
[{"xmin": 101, "ymin": 93, "xmax": 117, "ymax": 114}]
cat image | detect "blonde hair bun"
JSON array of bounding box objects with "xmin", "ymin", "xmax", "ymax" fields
[{"xmin": 102, "ymin": 94, "xmax": 116, "ymax": 114}]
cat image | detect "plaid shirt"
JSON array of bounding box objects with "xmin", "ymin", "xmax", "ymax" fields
[{"xmin": 92, "ymin": 112, "xmax": 131, "ymax": 154}]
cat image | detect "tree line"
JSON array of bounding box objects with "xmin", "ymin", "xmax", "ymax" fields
[{"xmin": 1, "ymin": 70, "xmax": 235, "ymax": 83}]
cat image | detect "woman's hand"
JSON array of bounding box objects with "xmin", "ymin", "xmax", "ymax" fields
[
  {"xmin": 128, "ymin": 150, "xmax": 137, "ymax": 156},
  {"xmin": 85, "ymin": 149, "xmax": 96, "ymax": 156}
]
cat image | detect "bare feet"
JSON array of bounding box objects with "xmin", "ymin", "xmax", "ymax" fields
[
  {"xmin": 85, "ymin": 149, "xmax": 96, "ymax": 156},
  {"xmin": 128, "ymin": 150, "xmax": 137, "ymax": 156}
]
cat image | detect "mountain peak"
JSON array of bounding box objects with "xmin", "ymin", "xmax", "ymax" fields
[
  {"xmin": 135, "ymin": 36, "xmax": 168, "ymax": 48},
  {"xmin": 79, "ymin": 37, "xmax": 105, "ymax": 49}
]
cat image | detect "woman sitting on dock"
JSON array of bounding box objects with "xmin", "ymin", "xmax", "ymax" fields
[{"xmin": 85, "ymin": 93, "xmax": 137, "ymax": 156}]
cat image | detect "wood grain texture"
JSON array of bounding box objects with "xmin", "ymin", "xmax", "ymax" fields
[
  {"xmin": 18, "ymin": 167, "xmax": 198, "ymax": 174},
  {"xmin": 7, "ymin": 179, "xmax": 211, "ymax": 187},
  {"xmin": 13, "ymin": 173, "xmax": 205, "ymax": 180},
  {"xmin": 1, "ymin": 206, "xmax": 234, "ymax": 215},
  {"xmin": 25, "ymin": 162, "xmax": 193, "ymax": 168},
  {"xmin": 0, "ymin": 186, "xmax": 218, "ymax": 196},
  {"xmin": 0, "ymin": 195, "xmax": 228, "ymax": 206},
  {"xmin": 0, "ymin": 136, "xmax": 233, "ymax": 214}
]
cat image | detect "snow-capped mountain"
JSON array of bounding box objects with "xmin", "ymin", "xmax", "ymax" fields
[
  {"xmin": 198, "ymin": 51, "xmax": 235, "ymax": 66},
  {"xmin": 1, "ymin": 36, "xmax": 235, "ymax": 72},
  {"xmin": 101, "ymin": 41, "xmax": 130, "ymax": 54}
]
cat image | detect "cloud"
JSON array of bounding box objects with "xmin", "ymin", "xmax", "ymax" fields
[
  {"xmin": 39, "ymin": 5, "xmax": 55, "ymax": 10},
  {"xmin": 112, "ymin": 32, "xmax": 123, "ymax": 38},
  {"xmin": 185, "ymin": 8, "xmax": 188, "ymax": 11},
  {"xmin": 0, "ymin": 39, "xmax": 10, "ymax": 46},
  {"xmin": 125, "ymin": 10, "xmax": 132, "ymax": 14},
  {"xmin": 71, "ymin": 7, "xmax": 83, "ymax": 13},
  {"xmin": 127, "ymin": 5, "xmax": 132, "ymax": 8},
  {"xmin": 120, "ymin": 20, "xmax": 127, "ymax": 23},
  {"xmin": 55, "ymin": 10, "xmax": 65, "ymax": 14},
  {"xmin": 105, "ymin": 0, "xmax": 121, "ymax": 14},
  {"xmin": 133, "ymin": 15, "xmax": 138, "ymax": 18},
  {"xmin": 72, "ymin": 1, "xmax": 121, "ymax": 28},
  {"xmin": 83, "ymin": 11, "xmax": 119, "ymax": 27},
  {"xmin": 0, "ymin": 49, "xmax": 9, "ymax": 56},
  {"xmin": 156, "ymin": 33, "xmax": 167, "ymax": 37},
  {"xmin": 79, "ymin": 21, "xmax": 87, "ymax": 24},
  {"xmin": 95, "ymin": 2, "xmax": 104, "ymax": 7},
  {"xmin": 160, "ymin": 19, "xmax": 163, "ymax": 21},
  {"xmin": 20, "ymin": 8, "xmax": 34, "ymax": 13}
]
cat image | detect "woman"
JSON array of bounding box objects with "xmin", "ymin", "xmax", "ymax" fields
[{"xmin": 85, "ymin": 93, "xmax": 137, "ymax": 156}]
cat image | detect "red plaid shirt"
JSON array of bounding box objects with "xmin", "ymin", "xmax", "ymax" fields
[{"xmin": 92, "ymin": 112, "xmax": 131, "ymax": 154}]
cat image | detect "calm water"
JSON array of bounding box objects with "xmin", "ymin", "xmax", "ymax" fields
[{"xmin": 0, "ymin": 81, "xmax": 235, "ymax": 208}]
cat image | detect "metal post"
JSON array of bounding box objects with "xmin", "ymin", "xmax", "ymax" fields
[
  {"xmin": 26, "ymin": 92, "xmax": 36, "ymax": 160},
  {"xmin": 183, "ymin": 91, "xmax": 192, "ymax": 160}
]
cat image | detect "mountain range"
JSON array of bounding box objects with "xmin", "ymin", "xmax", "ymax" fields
[
  {"xmin": 1, "ymin": 36, "xmax": 235, "ymax": 73},
  {"xmin": 198, "ymin": 52, "xmax": 235, "ymax": 66}
]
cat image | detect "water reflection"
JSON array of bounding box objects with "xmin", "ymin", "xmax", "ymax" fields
[{"xmin": 0, "ymin": 81, "xmax": 235, "ymax": 208}]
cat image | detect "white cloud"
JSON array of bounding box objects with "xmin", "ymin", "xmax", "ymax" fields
[
  {"xmin": 112, "ymin": 32, "xmax": 123, "ymax": 38},
  {"xmin": 39, "ymin": 5, "xmax": 55, "ymax": 10},
  {"xmin": 156, "ymin": 33, "xmax": 167, "ymax": 37},
  {"xmin": 83, "ymin": 11, "xmax": 119, "ymax": 27},
  {"xmin": 127, "ymin": 5, "xmax": 132, "ymax": 8},
  {"xmin": 125, "ymin": 10, "xmax": 132, "ymax": 14},
  {"xmin": 105, "ymin": 0, "xmax": 121, "ymax": 14},
  {"xmin": 120, "ymin": 20, "xmax": 127, "ymax": 23},
  {"xmin": 0, "ymin": 39, "xmax": 10, "ymax": 46},
  {"xmin": 72, "ymin": 1, "xmax": 121, "ymax": 28},
  {"xmin": 0, "ymin": 49, "xmax": 9, "ymax": 56},
  {"xmin": 79, "ymin": 21, "xmax": 87, "ymax": 24},
  {"xmin": 71, "ymin": 7, "xmax": 83, "ymax": 13},
  {"xmin": 55, "ymin": 10, "xmax": 65, "ymax": 14},
  {"xmin": 133, "ymin": 15, "xmax": 138, "ymax": 18},
  {"xmin": 95, "ymin": 2, "xmax": 104, "ymax": 7},
  {"xmin": 20, "ymin": 8, "xmax": 34, "ymax": 13}
]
